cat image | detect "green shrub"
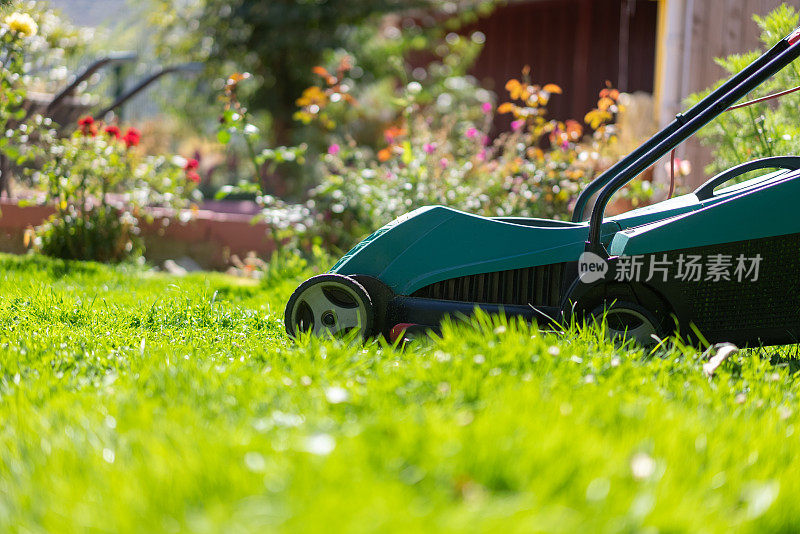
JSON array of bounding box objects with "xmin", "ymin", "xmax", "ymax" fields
[
  {"xmin": 33, "ymin": 205, "xmax": 143, "ymax": 263},
  {"xmin": 28, "ymin": 117, "xmax": 201, "ymax": 263}
]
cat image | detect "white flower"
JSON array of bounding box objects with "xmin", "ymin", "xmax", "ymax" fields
[
  {"xmin": 5, "ymin": 12, "xmax": 37, "ymax": 37},
  {"xmin": 406, "ymin": 81, "xmax": 422, "ymax": 94},
  {"xmin": 304, "ymin": 434, "xmax": 335, "ymax": 455},
  {"xmin": 630, "ymin": 452, "xmax": 656, "ymax": 480},
  {"xmin": 325, "ymin": 386, "xmax": 349, "ymax": 404}
]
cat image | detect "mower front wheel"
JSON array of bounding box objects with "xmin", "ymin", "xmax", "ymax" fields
[
  {"xmin": 590, "ymin": 300, "xmax": 664, "ymax": 346},
  {"xmin": 284, "ymin": 274, "xmax": 375, "ymax": 340}
]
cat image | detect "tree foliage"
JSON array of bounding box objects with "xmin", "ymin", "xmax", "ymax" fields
[
  {"xmin": 148, "ymin": 0, "xmax": 498, "ymax": 142},
  {"xmin": 150, "ymin": 1, "xmax": 417, "ymax": 137}
]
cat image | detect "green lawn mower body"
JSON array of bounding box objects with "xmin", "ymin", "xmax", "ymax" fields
[{"xmin": 286, "ymin": 27, "xmax": 800, "ymax": 346}]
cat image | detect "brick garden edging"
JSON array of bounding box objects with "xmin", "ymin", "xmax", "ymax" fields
[{"xmin": 0, "ymin": 201, "xmax": 276, "ymax": 270}]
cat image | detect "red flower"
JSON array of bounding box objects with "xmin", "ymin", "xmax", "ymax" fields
[
  {"xmin": 183, "ymin": 158, "xmax": 199, "ymax": 171},
  {"xmin": 104, "ymin": 125, "xmax": 121, "ymax": 139},
  {"xmin": 186, "ymin": 170, "xmax": 201, "ymax": 183},
  {"xmin": 77, "ymin": 115, "xmax": 97, "ymax": 136},
  {"xmin": 122, "ymin": 127, "xmax": 141, "ymax": 148}
]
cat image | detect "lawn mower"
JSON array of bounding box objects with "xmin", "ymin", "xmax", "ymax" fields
[{"xmin": 286, "ymin": 27, "xmax": 800, "ymax": 347}]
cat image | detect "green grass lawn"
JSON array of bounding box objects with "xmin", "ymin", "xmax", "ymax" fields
[{"xmin": 2, "ymin": 253, "xmax": 800, "ymax": 533}]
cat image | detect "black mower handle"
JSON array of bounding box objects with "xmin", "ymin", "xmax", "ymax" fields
[
  {"xmin": 694, "ymin": 156, "xmax": 800, "ymax": 200},
  {"xmin": 582, "ymin": 26, "xmax": 800, "ymax": 257}
]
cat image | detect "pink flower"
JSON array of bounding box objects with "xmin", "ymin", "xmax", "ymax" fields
[
  {"xmin": 328, "ymin": 143, "xmax": 340, "ymax": 156},
  {"xmin": 439, "ymin": 157, "xmax": 449, "ymax": 169},
  {"xmin": 511, "ymin": 119, "xmax": 525, "ymax": 132},
  {"xmin": 482, "ymin": 134, "xmax": 490, "ymax": 146},
  {"xmin": 423, "ymin": 143, "xmax": 437, "ymax": 154},
  {"xmin": 664, "ymin": 157, "xmax": 693, "ymax": 177},
  {"xmin": 477, "ymin": 149, "xmax": 487, "ymax": 162},
  {"xmin": 466, "ymin": 127, "xmax": 479, "ymax": 139},
  {"xmin": 481, "ymin": 102, "xmax": 492, "ymax": 114}
]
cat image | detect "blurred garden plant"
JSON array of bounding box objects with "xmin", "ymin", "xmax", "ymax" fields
[
  {"xmin": 217, "ymin": 71, "xmax": 308, "ymax": 192},
  {"xmin": 299, "ymin": 52, "xmax": 645, "ymax": 251},
  {"xmin": 0, "ymin": 7, "xmax": 56, "ymax": 178},
  {"xmin": 211, "ymin": 25, "xmax": 653, "ymax": 256},
  {"xmin": 27, "ymin": 117, "xmax": 201, "ymax": 262},
  {"xmin": 690, "ymin": 5, "xmax": 800, "ymax": 175}
]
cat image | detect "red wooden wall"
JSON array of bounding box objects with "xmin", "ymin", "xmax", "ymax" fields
[{"xmin": 464, "ymin": 0, "xmax": 659, "ymax": 124}]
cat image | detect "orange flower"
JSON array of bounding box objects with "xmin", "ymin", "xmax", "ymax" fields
[
  {"xmin": 597, "ymin": 97, "xmax": 615, "ymax": 111},
  {"xmin": 505, "ymin": 79, "xmax": 525, "ymax": 100},
  {"xmin": 296, "ymin": 86, "xmax": 327, "ymax": 108},
  {"xmin": 312, "ymin": 66, "xmax": 336, "ymax": 85},
  {"xmin": 497, "ymin": 102, "xmax": 515, "ymax": 114},
  {"xmin": 377, "ymin": 148, "xmax": 392, "ymax": 162},
  {"xmin": 565, "ymin": 120, "xmax": 583, "ymax": 141},
  {"xmin": 383, "ymin": 125, "xmax": 406, "ymax": 144}
]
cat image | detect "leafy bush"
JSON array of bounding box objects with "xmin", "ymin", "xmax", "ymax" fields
[
  {"xmin": 148, "ymin": 0, "xmax": 497, "ymax": 139},
  {"xmin": 34, "ymin": 205, "xmax": 144, "ymax": 263},
  {"xmin": 28, "ymin": 117, "xmax": 201, "ymax": 262},
  {"xmin": 690, "ymin": 5, "xmax": 800, "ymax": 175}
]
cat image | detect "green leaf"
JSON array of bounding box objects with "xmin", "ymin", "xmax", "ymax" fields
[
  {"xmin": 214, "ymin": 185, "xmax": 234, "ymax": 199},
  {"xmin": 401, "ymin": 141, "xmax": 413, "ymax": 165},
  {"xmin": 217, "ymin": 130, "xmax": 231, "ymax": 145}
]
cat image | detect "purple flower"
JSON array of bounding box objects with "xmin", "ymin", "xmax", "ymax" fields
[
  {"xmin": 423, "ymin": 143, "xmax": 437, "ymax": 154},
  {"xmin": 466, "ymin": 127, "xmax": 479, "ymax": 139},
  {"xmin": 481, "ymin": 102, "xmax": 493, "ymax": 114},
  {"xmin": 327, "ymin": 143, "xmax": 340, "ymax": 156},
  {"xmin": 439, "ymin": 157, "xmax": 449, "ymax": 169},
  {"xmin": 511, "ymin": 119, "xmax": 525, "ymax": 132}
]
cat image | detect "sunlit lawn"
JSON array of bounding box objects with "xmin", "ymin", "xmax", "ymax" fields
[{"xmin": 1, "ymin": 253, "xmax": 800, "ymax": 532}]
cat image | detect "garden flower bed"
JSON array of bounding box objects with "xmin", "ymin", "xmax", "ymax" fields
[{"xmin": 0, "ymin": 200, "xmax": 276, "ymax": 269}]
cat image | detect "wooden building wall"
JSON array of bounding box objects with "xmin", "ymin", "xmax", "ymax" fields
[
  {"xmin": 657, "ymin": 0, "xmax": 790, "ymax": 187},
  {"xmin": 464, "ymin": 0, "xmax": 659, "ymax": 127},
  {"xmin": 683, "ymin": 0, "xmax": 790, "ymax": 96}
]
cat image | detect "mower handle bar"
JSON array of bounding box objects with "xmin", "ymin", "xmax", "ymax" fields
[
  {"xmin": 570, "ymin": 36, "xmax": 789, "ymax": 224},
  {"xmin": 46, "ymin": 52, "xmax": 137, "ymax": 115},
  {"xmin": 94, "ymin": 62, "xmax": 204, "ymax": 120},
  {"xmin": 581, "ymin": 27, "xmax": 800, "ymax": 256},
  {"xmin": 693, "ymin": 156, "xmax": 800, "ymax": 200}
]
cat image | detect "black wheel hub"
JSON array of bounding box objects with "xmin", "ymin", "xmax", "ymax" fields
[{"xmin": 321, "ymin": 311, "xmax": 336, "ymax": 327}]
